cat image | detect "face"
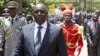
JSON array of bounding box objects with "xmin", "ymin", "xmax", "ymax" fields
[
  {"xmin": 63, "ymin": 14, "xmax": 72, "ymax": 23},
  {"xmin": 8, "ymin": 7, "xmax": 18, "ymax": 17},
  {"xmin": 93, "ymin": 14, "xmax": 98, "ymax": 22},
  {"xmin": 32, "ymin": 3, "xmax": 48, "ymax": 25},
  {"xmin": 26, "ymin": 16, "xmax": 32, "ymax": 21}
]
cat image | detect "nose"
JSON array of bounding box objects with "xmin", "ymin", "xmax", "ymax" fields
[{"xmin": 37, "ymin": 11, "xmax": 41, "ymax": 15}]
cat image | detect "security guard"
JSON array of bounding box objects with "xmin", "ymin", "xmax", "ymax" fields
[{"xmin": 0, "ymin": 1, "xmax": 25, "ymax": 56}]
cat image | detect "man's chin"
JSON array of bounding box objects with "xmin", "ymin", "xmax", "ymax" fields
[{"xmin": 36, "ymin": 21, "xmax": 43, "ymax": 25}]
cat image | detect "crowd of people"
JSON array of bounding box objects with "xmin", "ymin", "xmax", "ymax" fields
[{"xmin": 0, "ymin": 1, "xmax": 100, "ymax": 56}]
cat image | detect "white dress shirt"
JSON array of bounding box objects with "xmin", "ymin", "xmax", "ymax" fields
[
  {"xmin": 34, "ymin": 21, "xmax": 47, "ymax": 43},
  {"xmin": 8, "ymin": 15, "xmax": 18, "ymax": 21}
]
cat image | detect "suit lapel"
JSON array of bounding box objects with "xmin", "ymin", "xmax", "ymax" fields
[
  {"xmin": 96, "ymin": 21, "xmax": 100, "ymax": 33},
  {"xmin": 38, "ymin": 23, "xmax": 53, "ymax": 54},
  {"xmin": 28, "ymin": 23, "xmax": 35, "ymax": 54}
]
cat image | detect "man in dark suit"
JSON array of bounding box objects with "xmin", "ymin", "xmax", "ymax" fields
[
  {"xmin": 86, "ymin": 14, "xmax": 100, "ymax": 56},
  {"xmin": 14, "ymin": 3, "xmax": 68, "ymax": 56}
]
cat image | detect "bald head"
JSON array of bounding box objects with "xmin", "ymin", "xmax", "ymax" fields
[
  {"xmin": 32, "ymin": 3, "xmax": 48, "ymax": 25},
  {"xmin": 33, "ymin": 3, "xmax": 48, "ymax": 12}
]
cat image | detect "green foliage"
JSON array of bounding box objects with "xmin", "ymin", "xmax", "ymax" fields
[
  {"xmin": 22, "ymin": 0, "xmax": 32, "ymax": 14},
  {"xmin": 0, "ymin": 1, "xmax": 5, "ymax": 16},
  {"xmin": 0, "ymin": 0, "xmax": 100, "ymax": 16},
  {"xmin": 72, "ymin": 2, "xmax": 79, "ymax": 10},
  {"xmin": 22, "ymin": 0, "xmax": 31, "ymax": 8},
  {"xmin": 86, "ymin": 2, "xmax": 100, "ymax": 12},
  {"xmin": 92, "ymin": 2, "xmax": 100, "ymax": 10}
]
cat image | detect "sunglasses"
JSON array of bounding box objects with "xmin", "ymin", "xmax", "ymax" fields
[
  {"xmin": 8, "ymin": 7, "xmax": 16, "ymax": 10},
  {"xmin": 33, "ymin": 10, "xmax": 47, "ymax": 14}
]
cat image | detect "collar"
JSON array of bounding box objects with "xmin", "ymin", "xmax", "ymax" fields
[
  {"xmin": 63, "ymin": 20, "xmax": 73, "ymax": 26},
  {"xmin": 34, "ymin": 20, "xmax": 47, "ymax": 29},
  {"xmin": 8, "ymin": 15, "xmax": 18, "ymax": 21}
]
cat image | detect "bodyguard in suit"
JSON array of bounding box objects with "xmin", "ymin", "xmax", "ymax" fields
[
  {"xmin": 14, "ymin": 3, "xmax": 68, "ymax": 56},
  {"xmin": 86, "ymin": 14, "xmax": 100, "ymax": 56},
  {"xmin": 0, "ymin": 1, "xmax": 25, "ymax": 56}
]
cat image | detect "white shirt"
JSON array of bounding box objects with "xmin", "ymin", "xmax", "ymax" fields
[
  {"xmin": 8, "ymin": 15, "xmax": 18, "ymax": 21},
  {"xmin": 34, "ymin": 21, "xmax": 47, "ymax": 43}
]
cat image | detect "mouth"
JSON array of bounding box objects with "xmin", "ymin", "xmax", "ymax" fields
[{"xmin": 37, "ymin": 15, "xmax": 43, "ymax": 18}]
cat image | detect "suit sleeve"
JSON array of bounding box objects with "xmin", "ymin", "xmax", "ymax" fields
[
  {"xmin": 14, "ymin": 30, "xmax": 24, "ymax": 56},
  {"xmin": 85, "ymin": 23, "xmax": 93, "ymax": 46},
  {"xmin": 58, "ymin": 28, "xmax": 68, "ymax": 56}
]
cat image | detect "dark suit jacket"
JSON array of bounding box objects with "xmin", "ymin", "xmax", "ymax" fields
[
  {"xmin": 14, "ymin": 22, "xmax": 68, "ymax": 56},
  {"xmin": 86, "ymin": 19, "xmax": 100, "ymax": 56},
  {"xmin": 86, "ymin": 20, "xmax": 99, "ymax": 47}
]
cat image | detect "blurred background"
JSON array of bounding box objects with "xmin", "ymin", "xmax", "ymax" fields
[{"xmin": 0, "ymin": 0, "xmax": 100, "ymax": 16}]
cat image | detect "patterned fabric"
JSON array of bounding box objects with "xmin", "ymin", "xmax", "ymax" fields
[
  {"xmin": 1, "ymin": 16, "xmax": 25, "ymax": 56},
  {"xmin": 61, "ymin": 23, "xmax": 83, "ymax": 56}
]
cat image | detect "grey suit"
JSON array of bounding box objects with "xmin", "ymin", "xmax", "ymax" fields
[{"xmin": 14, "ymin": 22, "xmax": 68, "ymax": 56}]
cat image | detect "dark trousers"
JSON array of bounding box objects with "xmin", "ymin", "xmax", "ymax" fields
[
  {"xmin": 88, "ymin": 45, "xmax": 97, "ymax": 56},
  {"xmin": 0, "ymin": 51, "xmax": 4, "ymax": 56}
]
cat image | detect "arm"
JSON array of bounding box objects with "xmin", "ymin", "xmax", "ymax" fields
[
  {"xmin": 13, "ymin": 31, "xmax": 24, "ymax": 56},
  {"xmin": 85, "ymin": 23, "xmax": 93, "ymax": 47},
  {"xmin": 58, "ymin": 29, "xmax": 68, "ymax": 56},
  {"xmin": 75, "ymin": 34, "xmax": 83, "ymax": 56}
]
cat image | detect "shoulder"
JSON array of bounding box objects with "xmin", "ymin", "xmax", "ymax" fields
[
  {"xmin": 1, "ymin": 17, "xmax": 11, "ymax": 27},
  {"xmin": 50, "ymin": 23, "xmax": 61, "ymax": 28},
  {"xmin": 49, "ymin": 23, "xmax": 63, "ymax": 36},
  {"xmin": 50, "ymin": 23, "xmax": 62, "ymax": 31},
  {"xmin": 56, "ymin": 23, "xmax": 63, "ymax": 26},
  {"xmin": 0, "ymin": 17, "xmax": 6, "ymax": 21},
  {"xmin": 87, "ymin": 20, "xmax": 92, "ymax": 26},
  {"xmin": 74, "ymin": 24, "xmax": 80, "ymax": 29},
  {"xmin": 20, "ymin": 17, "xmax": 26, "ymax": 21},
  {"xmin": 22, "ymin": 22, "xmax": 34, "ymax": 30},
  {"xmin": 17, "ymin": 15, "xmax": 25, "ymax": 21}
]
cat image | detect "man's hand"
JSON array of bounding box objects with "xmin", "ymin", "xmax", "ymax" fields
[
  {"xmin": 89, "ymin": 42, "xmax": 94, "ymax": 47},
  {"xmin": 0, "ymin": 48, "xmax": 3, "ymax": 51}
]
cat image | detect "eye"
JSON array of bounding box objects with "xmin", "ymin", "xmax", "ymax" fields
[
  {"xmin": 34, "ymin": 11, "xmax": 38, "ymax": 14},
  {"xmin": 34, "ymin": 10, "xmax": 46, "ymax": 14},
  {"xmin": 40, "ymin": 11, "xmax": 45, "ymax": 13},
  {"xmin": 9, "ymin": 8, "xmax": 16, "ymax": 10},
  {"xmin": 64, "ymin": 15, "xmax": 71, "ymax": 17}
]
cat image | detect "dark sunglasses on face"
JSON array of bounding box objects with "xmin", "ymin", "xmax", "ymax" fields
[
  {"xmin": 8, "ymin": 7, "xmax": 16, "ymax": 10},
  {"xmin": 33, "ymin": 10, "xmax": 47, "ymax": 14}
]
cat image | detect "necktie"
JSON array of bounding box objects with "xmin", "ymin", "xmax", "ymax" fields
[
  {"xmin": 95, "ymin": 22, "xmax": 97, "ymax": 33},
  {"xmin": 34, "ymin": 26, "xmax": 42, "ymax": 55},
  {"xmin": 11, "ymin": 19, "xmax": 14, "ymax": 25}
]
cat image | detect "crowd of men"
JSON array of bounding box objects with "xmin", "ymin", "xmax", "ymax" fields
[{"xmin": 0, "ymin": 0, "xmax": 100, "ymax": 56}]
